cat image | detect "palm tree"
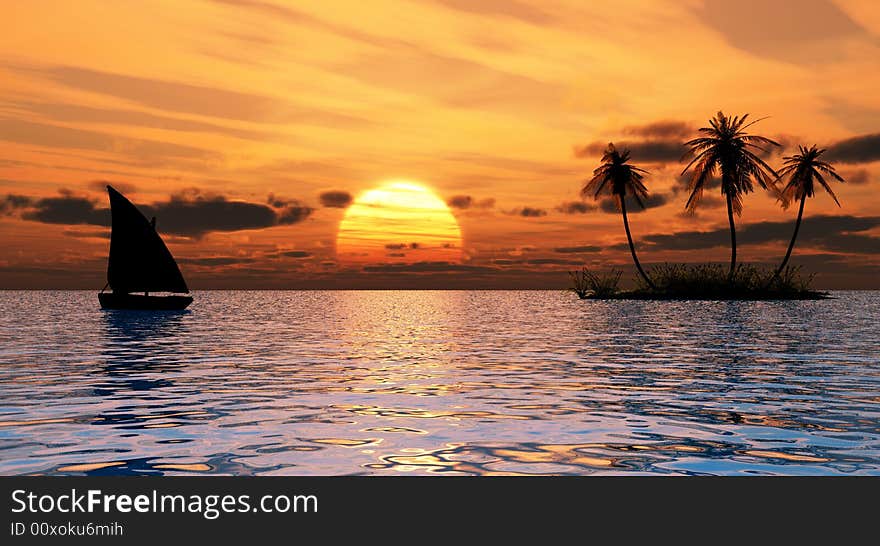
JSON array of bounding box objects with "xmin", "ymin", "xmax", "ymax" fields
[
  {"xmin": 582, "ymin": 143, "xmax": 656, "ymax": 290},
  {"xmin": 682, "ymin": 111, "xmax": 780, "ymax": 278},
  {"xmin": 771, "ymin": 145, "xmax": 844, "ymax": 281}
]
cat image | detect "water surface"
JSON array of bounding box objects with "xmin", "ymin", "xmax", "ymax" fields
[{"xmin": 0, "ymin": 290, "xmax": 878, "ymax": 475}]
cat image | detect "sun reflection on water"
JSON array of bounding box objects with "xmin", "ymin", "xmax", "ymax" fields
[{"xmin": 0, "ymin": 290, "xmax": 877, "ymax": 475}]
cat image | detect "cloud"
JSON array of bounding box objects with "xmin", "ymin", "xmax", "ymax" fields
[
  {"xmin": 637, "ymin": 215, "xmax": 880, "ymax": 254},
  {"xmin": 62, "ymin": 228, "xmax": 110, "ymax": 239},
  {"xmin": 554, "ymin": 245, "xmax": 602, "ymax": 254},
  {"xmin": 447, "ymin": 195, "xmax": 473, "ymax": 209},
  {"xmin": 493, "ymin": 257, "xmax": 584, "ymax": 266},
  {"xmin": 506, "ymin": 206, "xmax": 547, "ymax": 218},
  {"xmin": 362, "ymin": 261, "xmax": 496, "ymax": 273},
  {"xmin": 696, "ymin": 0, "xmax": 867, "ymax": 63},
  {"xmin": 840, "ymin": 168, "xmax": 871, "ymax": 185},
  {"xmin": 0, "ymin": 118, "xmax": 216, "ymax": 164},
  {"xmin": 598, "ymin": 193, "xmax": 670, "ymax": 214},
  {"xmin": 384, "ymin": 243, "xmax": 421, "ymax": 251},
  {"xmin": 447, "ymin": 194, "xmax": 495, "ymax": 209},
  {"xmin": 429, "ymin": 0, "xmax": 556, "ymax": 25},
  {"xmin": 623, "ymin": 120, "xmax": 694, "ymax": 139},
  {"xmin": 826, "ymin": 133, "xmax": 880, "ymax": 164},
  {"xmin": 210, "ymin": 0, "xmax": 403, "ymax": 49},
  {"xmin": 336, "ymin": 44, "xmax": 564, "ymax": 116},
  {"xmin": 555, "ymin": 201, "xmax": 595, "ymax": 214},
  {"xmin": 574, "ymin": 140, "xmax": 686, "ymax": 163},
  {"xmin": 278, "ymin": 250, "xmax": 311, "ymax": 258},
  {"xmin": 14, "ymin": 101, "xmax": 273, "ymax": 141},
  {"xmin": 319, "ymin": 190, "xmax": 353, "ymax": 208},
  {"xmin": 21, "ymin": 190, "xmax": 109, "ymax": 226},
  {"xmin": 525, "ymin": 258, "xmax": 583, "ymax": 265},
  {"xmin": 0, "ymin": 194, "xmax": 33, "ymax": 215},
  {"xmin": 32, "ymin": 64, "xmax": 369, "ymax": 127},
  {"xmin": 275, "ymin": 203, "xmax": 313, "ymax": 225},
  {"xmin": 179, "ymin": 257, "xmax": 256, "ymax": 266},
  {"xmin": 2, "ymin": 188, "xmax": 313, "ymax": 236},
  {"xmin": 87, "ymin": 180, "xmax": 137, "ymax": 194}
]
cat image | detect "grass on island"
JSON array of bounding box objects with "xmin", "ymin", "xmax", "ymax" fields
[{"xmin": 569, "ymin": 264, "xmax": 828, "ymax": 300}]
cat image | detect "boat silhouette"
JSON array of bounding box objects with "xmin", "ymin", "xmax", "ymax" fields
[{"xmin": 98, "ymin": 185, "xmax": 193, "ymax": 310}]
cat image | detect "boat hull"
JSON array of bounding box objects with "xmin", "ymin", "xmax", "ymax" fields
[{"xmin": 99, "ymin": 292, "xmax": 192, "ymax": 310}]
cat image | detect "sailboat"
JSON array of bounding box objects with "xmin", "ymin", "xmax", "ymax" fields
[{"xmin": 98, "ymin": 185, "xmax": 193, "ymax": 310}]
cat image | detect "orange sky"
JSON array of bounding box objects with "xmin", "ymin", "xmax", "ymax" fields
[{"xmin": 1, "ymin": 0, "xmax": 878, "ymax": 289}]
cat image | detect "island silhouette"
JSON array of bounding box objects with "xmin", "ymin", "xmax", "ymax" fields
[{"xmin": 571, "ymin": 111, "xmax": 845, "ymax": 301}]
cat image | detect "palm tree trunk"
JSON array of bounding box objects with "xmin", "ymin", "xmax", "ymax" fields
[
  {"xmin": 772, "ymin": 194, "xmax": 806, "ymax": 281},
  {"xmin": 621, "ymin": 198, "xmax": 655, "ymax": 290},
  {"xmin": 726, "ymin": 192, "xmax": 737, "ymax": 280}
]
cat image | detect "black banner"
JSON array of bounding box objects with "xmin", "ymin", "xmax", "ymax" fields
[{"xmin": 1, "ymin": 477, "xmax": 876, "ymax": 543}]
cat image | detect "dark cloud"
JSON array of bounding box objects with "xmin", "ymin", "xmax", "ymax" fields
[
  {"xmin": 0, "ymin": 194, "xmax": 33, "ymax": 214},
  {"xmin": 598, "ymin": 193, "xmax": 670, "ymax": 214},
  {"xmin": 826, "ymin": 133, "xmax": 880, "ymax": 164},
  {"xmin": 638, "ymin": 215, "xmax": 880, "ymax": 254},
  {"xmin": 574, "ymin": 140, "xmax": 686, "ymax": 163},
  {"xmin": 319, "ymin": 190, "xmax": 353, "ymax": 208},
  {"xmin": 179, "ymin": 257, "xmax": 256, "ymax": 266},
  {"xmin": 267, "ymin": 193, "xmax": 288, "ymax": 208},
  {"xmin": 362, "ymin": 261, "xmax": 496, "ymax": 273},
  {"xmin": 446, "ymin": 195, "xmax": 495, "ymax": 210},
  {"xmin": 62, "ymin": 228, "xmax": 109, "ymax": 239},
  {"xmin": 447, "ymin": 195, "xmax": 473, "ymax": 209},
  {"xmin": 493, "ymin": 257, "xmax": 584, "ymax": 266},
  {"xmin": 554, "ymin": 245, "xmax": 602, "ymax": 254},
  {"xmin": 21, "ymin": 190, "xmax": 109, "ymax": 226},
  {"xmin": 623, "ymin": 120, "xmax": 693, "ymax": 139},
  {"xmin": 275, "ymin": 203, "xmax": 313, "ymax": 225},
  {"xmin": 384, "ymin": 243, "xmax": 421, "ymax": 250},
  {"xmin": 526, "ymin": 258, "xmax": 583, "ymax": 265},
  {"xmin": 278, "ymin": 250, "xmax": 311, "ymax": 258},
  {"xmin": 555, "ymin": 201, "xmax": 596, "ymax": 214},
  {"xmin": 2, "ymin": 188, "xmax": 313, "ymax": 236},
  {"xmin": 507, "ymin": 206, "xmax": 547, "ymax": 218}
]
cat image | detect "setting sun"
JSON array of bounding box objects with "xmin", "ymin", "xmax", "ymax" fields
[{"xmin": 336, "ymin": 181, "xmax": 462, "ymax": 265}]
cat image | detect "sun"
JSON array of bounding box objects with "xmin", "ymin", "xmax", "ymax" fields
[{"xmin": 336, "ymin": 181, "xmax": 462, "ymax": 264}]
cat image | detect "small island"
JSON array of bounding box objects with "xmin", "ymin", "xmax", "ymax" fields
[{"xmin": 571, "ymin": 111, "xmax": 843, "ymax": 301}]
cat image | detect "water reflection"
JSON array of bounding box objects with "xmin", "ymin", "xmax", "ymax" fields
[
  {"xmin": 97, "ymin": 310, "xmax": 189, "ymax": 393},
  {"xmin": 0, "ymin": 290, "xmax": 877, "ymax": 476}
]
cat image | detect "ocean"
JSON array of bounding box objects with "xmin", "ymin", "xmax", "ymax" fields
[{"xmin": 0, "ymin": 290, "xmax": 877, "ymax": 475}]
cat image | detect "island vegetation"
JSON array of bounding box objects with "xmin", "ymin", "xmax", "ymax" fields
[{"xmin": 571, "ymin": 111, "xmax": 844, "ymax": 300}]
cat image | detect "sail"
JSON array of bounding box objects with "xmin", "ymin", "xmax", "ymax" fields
[{"xmin": 106, "ymin": 185, "xmax": 189, "ymax": 294}]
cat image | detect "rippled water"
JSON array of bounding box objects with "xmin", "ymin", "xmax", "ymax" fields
[{"xmin": 0, "ymin": 290, "xmax": 878, "ymax": 476}]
